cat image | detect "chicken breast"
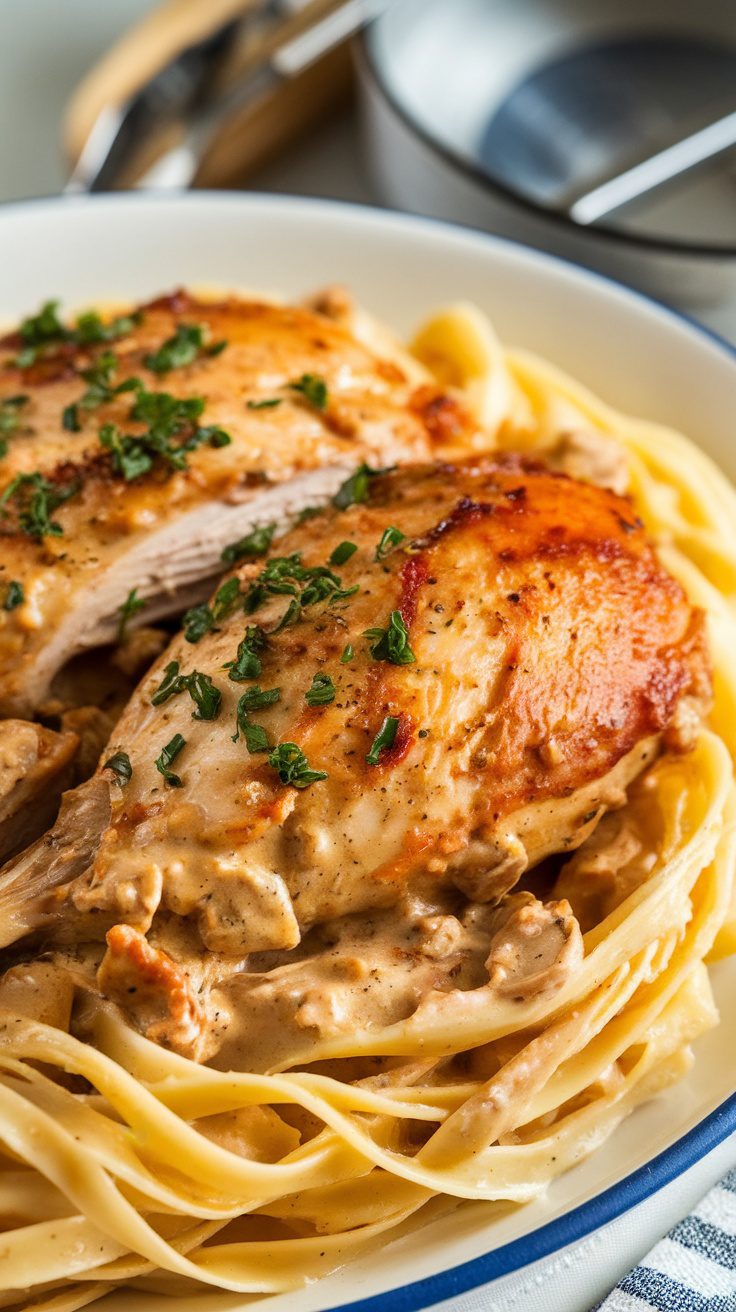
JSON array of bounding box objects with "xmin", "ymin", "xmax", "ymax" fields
[
  {"xmin": 0, "ymin": 290, "xmax": 473, "ymax": 716},
  {"xmin": 0, "ymin": 455, "xmax": 710, "ymax": 1058},
  {"xmin": 0, "ymin": 719, "xmax": 78, "ymax": 862}
]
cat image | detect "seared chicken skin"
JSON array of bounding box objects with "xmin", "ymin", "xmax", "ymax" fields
[
  {"xmin": 0, "ymin": 291, "xmax": 473, "ymax": 716},
  {"xmin": 0, "ymin": 456, "xmax": 710, "ymax": 1059}
]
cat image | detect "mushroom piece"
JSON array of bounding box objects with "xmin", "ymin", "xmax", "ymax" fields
[{"xmin": 485, "ymin": 892, "xmax": 584, "ymax": 1001}]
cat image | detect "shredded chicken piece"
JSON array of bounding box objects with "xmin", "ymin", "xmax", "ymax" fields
[{"xmin": 0, "ymin": 719, "xmax": 78, "ymax": 862}]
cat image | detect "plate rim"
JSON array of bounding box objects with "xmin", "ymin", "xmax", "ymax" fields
[
  {"xmin": 331, "ymin": 1094, "xmax": 736, "ymax": 1311},
  {"xmin": 1, "ymin": 188, "xmax": 735, "ymax": 363},
  {"xmin": 0, "ymin": 189, "xmax": 734, "ymax": 1311}
]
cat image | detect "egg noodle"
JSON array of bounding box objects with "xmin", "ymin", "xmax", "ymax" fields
[{"xmin": 0, "ymin": 303, "xmax": 735, "ymax": 1311}]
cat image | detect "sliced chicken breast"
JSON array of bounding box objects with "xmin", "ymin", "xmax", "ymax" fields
[
  {"xmin": 0, "ymin": 290, "xmax": 476, "ymax": 715},
  {"xmin": 0, "ymin": 455, "xmax": 710, "ymax": 1058}
]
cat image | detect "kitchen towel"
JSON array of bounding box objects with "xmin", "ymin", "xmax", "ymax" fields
[{"xmin": 594, "ymin": 1166, "xmax": 736, "ymax": 1310}]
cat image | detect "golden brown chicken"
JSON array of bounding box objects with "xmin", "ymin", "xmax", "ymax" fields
[
  {"xmin": 0, "ymin": 290, "xmax": 475, "ymax": 717},
  {"xmin": 0, "ymin": 455, "xmax": 710, "ymax": 1064}
]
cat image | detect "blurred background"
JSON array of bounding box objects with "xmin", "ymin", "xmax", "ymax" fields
[{"xmin": 2, "ymin": 0, "xmax": 734, "ymax": 337}]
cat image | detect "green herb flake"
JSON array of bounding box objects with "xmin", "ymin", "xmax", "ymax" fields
[
  {"xmin": 232, "ymin": 688, "xmax": 279, "ymax": 752},
  {"xmin": 14, "ymin": 304, "xmax": 141, "ymax": 367},
  {"xmin": 244, "ymin": 552, "xmax": 355, "ymax": 621},
  {"xmin": 340, "ymin": 643, "xmax": 354, "ymax": 664},
  {"xmin": 103, "ymin": 751, "xmax": 133, "ymax": 785},
  {"xmin": 74, "ymin": 310, "xmax": 142, "ymax": 345},
  {"xmin": 151, "ymin": 660, "xmax": 221, "ymax": 720},
  {"xmin": 155, "ymin": 733, "xmax": 186, "ymax": 787},
  {"xmin": 243, "ymin": 720, "xmax": 270, "ymax": 753},
  {"xmin": 183, "ymin": 602, "xmax": 214, "ymax": 645},
  {"xmin": 366, "ymin": 715, "xmax": 399, "ymax": 766},
  {"xmin": 247, "ymin": 398, "xmax": 282, "ymax": 411},
  {"xmin": 16, "ymin": 300, "xmax": 67, "ymax": 363},
  {"xmin": 267, "ymin": 742, "xmax": 328, "ymax": 789},
  {"xmin": 211, "ymin": 577, "xmax": 241, "ymax": 622},
  {"xmin": 296, "ymin": 505, "xmax": 321, "ymax": 524},
  {"xmin": 99, "ymin": 383, "xmax": 231, "ymax": 481},
  {"xmin": 185, "ymin": 671, "xmax": 221, "ymax": 721},
  {"xmin": 226, "ymin": 624, "xmax": 267, "ymax": 682},
  {"xmin": 145, "ymin": 323, "xmax": 206, "ymax": 374},
  {"xmin": 3, "ymin": 580, "xmax": 24, "ymax": 611},
  {"xmin": 0, "ymin": 395, "xmax": 29, "ymax": 441},
  {"xmin": 62, "ymin": 404, "xmax": 81, "ymax": 433},
  {"xmin": 375, "ymin": 525, "xmax": 406, "ymax": 560},
  {"xmin": 0, "ymin": 471, "xmax": 80, "ymax": 539},
  {"xmin": 305, "ymin": 673, "xmax": 335, "ymax": 707},
  {"xmin": 236, "ymin": 685, "xmax": 281, "ymax": 713},
  {"xmin": 288, "ymin": 373, "xmax": 328, "ymax": 411},
  {"xmin": 329, "ymin": 541, "xmax": 358, "ymax": 567},
  {"xmin": 151, "ymin": 660, "xmax": 184, "ymax": 706},
  {"xmin": 364, "ymin": 610, "xmax": 416, "ymax": 666},
  {"xmin": 333, "ymin": 463, "xmax": 392, "ymax": 511},
  {"xmin": 221, "ymin": 522, "xmax": 276, "ymax": 564},
  {"xmin": 273, "ymin": 597, "xmax": 301, "ymax": 633},
  {"xmin": 117, "ymin": 587, "xmax": 146, "ymax": 642}
]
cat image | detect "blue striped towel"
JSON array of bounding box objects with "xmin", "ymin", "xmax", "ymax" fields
[{"xmin": 594, "ymin": 1166, "xmax": 736, "ymax": 1310}]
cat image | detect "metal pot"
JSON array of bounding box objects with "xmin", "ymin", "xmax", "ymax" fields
[{"xmin": 356, "ymin": 0, "xmax": 736, "ymax": 326}]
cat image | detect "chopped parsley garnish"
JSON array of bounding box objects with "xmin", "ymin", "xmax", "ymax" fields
[
  {"xmin": 305, "ymin": 673, "xmax": 335, "ymax": 707},
  {"xmin": 232, "ymin": 686, "xmax": 279, "ymax": 752},
  {"xmin": 117, "ymin": 587, "xmax": 145, "ymax": 641},
  {"xmin": 366, "ymin": 715, "xmax": 399, "ymax": 766},
  {"xmin": 273, "ymin": 597, "xmax": 301, "ymax": 632},
  {"xmin": 151, "ymin": 660, "xmax": 185, "ymax": 706},
  {"xmin": 74, "ymin": 310, "xmax": 142, "ymax": 345},
  {"xmin": 375, "ymin": 526, "xmax": 406, "ymax": 560},
  {"xmin": 267, "ymin": 742, "xmax": 327, "ymax": 789},
  {"xmin": 297, "ymin": 505, "xmax": 321, "ymax": 523},
  {"xmin": 182, "ymin": 603, "xmax": 214, "ymax": 644},
  {"xmin": 14, "ymin": 301, "xmax": 141, "ymax": 366},
  {"xmin": 185, "ymin": 670, "xmax": 221, "ymax": 721},
  {"xmin": 3, "ymin": 580, "xmax": 23, "ymax": 610},
  {"xmin": 0, "ymin": 396, "xmax": 29, "ymax": 448},
  {"xmin": 212, "ymin": 577, "xmax": 241, "ymax": 621},
  {"xmin": 329, "ymin": 540, "xmax": 358, "ymax": 566},
  {"xmin": 289, "ymin": 373, "xmax": 328, "ymax": 410},
  {"xmin": 247, "ymin": 398, "xmax": 282, "ymax": 411},
  {"xmin": 99, "ymin": 385, "xmax": 231, "ymax": 482},
  {"xmin": 155, "ymin": 734, "xmax": 186, "ymax": 787},
  {"xmin": 150, "ymin": 660, "xmax": 221, "ymax": 720},
  {"xmin": 182, "ymin": 577, "xmax": 242, "ymax": 644},
  {"xmin": 145, "ymin": 323, "xmax": 226, "ymax": 374},
  {"xmin": 64, "ymin": 351, "xmax": 140, "ymax": 432},
  {"xmin": 333, "ymin": 463, "xmax": 392, "ymax": 510},
  {"xmin": 62, "ymin": 405, "xmax": 81, "ymax": 433},
  {"xmin": 235, "ymin": 685, "xmax": 281, "ymax": 712},
  {"xmin": 244, "ymin": 552, "xmax": 357, "ymax": 619},
  {"xmin": 103, "ymin": 751, "xmax": 132, "ymax": 785},
  {"xmin": 221, "ymin": 522, "xmax": 276, "ymax": 564},
  {"xmin": 239, "ymin": 719, "xmax": 270, "ymax": 753},
  {"xmin": 16, "ymin": 300, "xmax": 67, "ymax": 363},
  {"xmin": 340, "ymin": 643, "xmax": 354, "ymax": 663},
  {"xmin": 0, "ymin": 471, "xmax": 80, "ymax": 539},
  {"xmin": 226, "ymin": 625, "xmax": 267, "ymax": 682},
  {"xmin": 364, "ymin": 610, "xmax": 416, "ymax": 665}
]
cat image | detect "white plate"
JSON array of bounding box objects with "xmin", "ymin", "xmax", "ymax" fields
[{"xmin": 1, "ymin": 194, "xmax": 735, "ymax": 1312}]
